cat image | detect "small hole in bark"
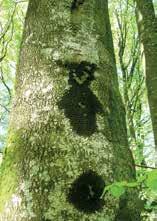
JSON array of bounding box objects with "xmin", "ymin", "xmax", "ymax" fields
[{"xmin": 68, "ymin": 170, "xmax": 105, "ymax": 213}]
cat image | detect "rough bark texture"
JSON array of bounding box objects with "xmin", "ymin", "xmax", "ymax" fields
[
  {"xmin": 135, "ymin": 0, "xmax": 157, "ymax": 165},
  {"xmin": 0, "ymin": 0, "xmax": 141, "ymax": 220}
]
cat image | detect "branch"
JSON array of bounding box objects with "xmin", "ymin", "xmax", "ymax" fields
[
  {"xmin": 0, "ymin": 4, "xmax": 17, "ymax": 42},
  {"xmin": 135, "ymin": 164, "xmax": 157, "ymax": 170},
  {"xmin": 0, "ymin": 66, "xmax": 12, "ymax": 101},
  {"xmin": 0, "ymin": 4, "xmax": 17, "ymax": 62},
  {"xmin": 0, "ymin": 103, "xmax": 10, "ymax": 113}
]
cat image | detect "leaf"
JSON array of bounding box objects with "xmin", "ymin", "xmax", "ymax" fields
[
  {"xmin": 109, "ymin": 184, "xmax": 125, "ymax": 198},
  {"xmin": 146, "ymin": 170, "xmax": 157, "ymax": 191},
  {"xmin": 101, "ymin": 180, "xmax": 138, "ymax": 199}
]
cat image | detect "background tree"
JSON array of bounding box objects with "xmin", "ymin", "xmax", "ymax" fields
[
  {"xmin": 0, "ymin": 0, "xmax": 141, "ymax": 220},
  {"xmin": 108, "ymin": 0, "xmax": 155, "ymax": 168},
  {"xmin": 109, "ymin": 1, "xmax": 157, "ymax": 219},
  {"xmin": 135, "ymin": 0, "xmax": 157, "ymax": 166},
  {"xmin": 0, "ymin": 0, "xmax": 27, "ymax": 151}
]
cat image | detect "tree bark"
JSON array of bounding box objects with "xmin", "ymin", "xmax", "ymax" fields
[
  {"xmin": 135, "ymin": 0, "xmax": 157, "ymax": 165},
  {"xmin": 0, "ymin": 0, "xmax": 141, "ymax": 220}
]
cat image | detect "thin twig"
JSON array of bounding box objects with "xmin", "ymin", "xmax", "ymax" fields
[{"xmin": 0, "ymin": 103, "xmax": 10, "ymax": 113}]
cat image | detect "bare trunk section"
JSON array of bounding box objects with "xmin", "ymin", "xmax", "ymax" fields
[
  {"xmin": 0, "ymin": 0, "xmax": 141, "ymax": 220},
  {"xmin": 135, "ymin": 0, "xmax": 157, "ymax": 165}
]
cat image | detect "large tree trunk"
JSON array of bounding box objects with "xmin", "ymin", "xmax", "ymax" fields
[
  {"xmin": 0, "ymin": 0, "xmax": 141, "ymax": 220},
  {"xmin": 135, "ymin": 0, "xmax": 157, "ymax": 166}
]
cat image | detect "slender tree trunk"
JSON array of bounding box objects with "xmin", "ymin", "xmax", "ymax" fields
[
  {"xmin": 0, "ymin": 1, "xmax": 141, "ymax": 220},
  {"xmin": 135, "ymin": 0, "xmax": 157, "ymax": 165}
]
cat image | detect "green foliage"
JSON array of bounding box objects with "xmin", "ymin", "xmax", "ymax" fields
[
  {"xmin": 101, "ymin": 181, "xmax": 137, "ymax": 199},
  {"xmin": 107, "ymin": 183, "xmax": 126, "ymax": 198},
  {"xmin": 146, "ymin": 170, "xmax": 157, "ymax": 191},
  {"xmin": 101, "ymin": 170, "xmax": 157, "ymax": 200}
]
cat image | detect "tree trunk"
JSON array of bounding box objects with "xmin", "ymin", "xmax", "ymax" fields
[
  {"xmin": 135, "ymin": 0, "xmax": 157, "ymax": 165},
  {"xmin": 0, "ymin": 0, "xmax": 141, "ymax": 220}
]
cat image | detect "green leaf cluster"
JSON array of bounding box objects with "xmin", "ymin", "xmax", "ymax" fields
[{"xmin": 101, "ymin": 170, "xmax": 157, "ymax": 198}]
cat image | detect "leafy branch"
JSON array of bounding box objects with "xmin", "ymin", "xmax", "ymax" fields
[{"xmin": 101, "ymin": 170, "xmax": 157, "ymax": 199}]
